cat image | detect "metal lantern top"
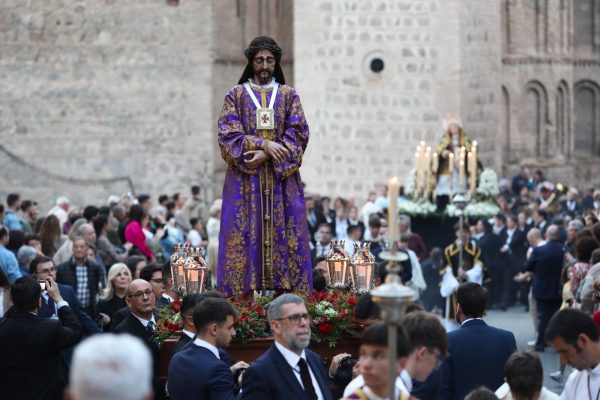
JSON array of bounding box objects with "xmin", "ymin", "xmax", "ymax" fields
[{"xmin": 325, "ymin": 240, "xmax": 351, "ymax": 288}]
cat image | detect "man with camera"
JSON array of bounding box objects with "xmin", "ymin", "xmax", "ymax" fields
[{"xmin": 0, "ymin": 275, "xmax": 82, "ymax": 399}]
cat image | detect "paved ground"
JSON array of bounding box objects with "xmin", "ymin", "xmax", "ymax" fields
[{"xmin": 484, "ymin": 305, "xmax": 567, "ymax": 395}]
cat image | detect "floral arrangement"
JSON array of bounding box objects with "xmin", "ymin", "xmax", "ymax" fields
[
  {"xmin": 398, "ymin": 200, "xmax": 437, "ymax": 217},
  {"xmin": 475, "ymin": 168, "xmax": 500, "ymax": 200},
  {"xmin": 445, "ymin": 201, "xmax": 500, "ymax": 218},
  {"xmin": 404, "ymin": 168, "xmax": 416, "ymax": 196},
  {"xmin": 303, "ymin": 290, "xmax": 359, "ymax": 348},
  {"xmin": 154, "ymin": 290, "xmax": 360, "ymax": 347},
  {"xmin": 231, "ymin": 294, "xmax": 273, "ymax": 344},
  {"xmin": 154, "ymin": 299, "xmax": 182, "ymax": 344}
]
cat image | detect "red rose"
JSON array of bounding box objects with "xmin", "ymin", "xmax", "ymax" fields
[
  {"xmin": 318, "ymin": 323, "xmax": 334, "ymax": 335},
  {"xmin": 163, "ymin": 318, "xmax": 169, "ymax": 327},
  {"xmin": 170, "ymin": 299, "xmax": 181, "ymax": 313},
  {"xmin": 348, "ymin": 298, "xmax": 357, "ymax": 306}
]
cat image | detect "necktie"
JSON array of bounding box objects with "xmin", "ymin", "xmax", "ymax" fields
[
  {"xmin": 147, "ymin": 321, "xmax": 155, "ymax": 334},
  {"xmin": 297, "ymin": 358, "xmax": 317, "ymax": 400},
  {"xmin": 47, "ymin": 296, "xmax": 55, "ymax": 316}
]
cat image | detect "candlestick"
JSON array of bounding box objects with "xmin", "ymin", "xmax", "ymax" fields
[
  {"xmin": 424, "ymin": 150, "xmax": 431, "ymax": 200},
  {"xmin": 388, "ymin": 177, "xmax": 400, "ymax": 243},
  {"xmin": 449, "ymin": 153, "xmax": 455, "ymax": 196}
]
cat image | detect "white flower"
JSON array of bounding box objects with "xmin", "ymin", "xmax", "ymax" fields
[
  {"xmin": 399, "ymin": 200, "xmax": 436, "ymax": 217},
  {"xmin": 323, "ymin": 308, "xmax": 338, "ymax": 318},
  {"xmin": 476, "ymin": 168, "xmax": 500, "ymax": 200},
  {"xmin": 404, "ymin": 168, "xmax": 416, "ymax": 196}
]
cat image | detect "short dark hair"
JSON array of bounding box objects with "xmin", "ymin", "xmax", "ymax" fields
[
  {"xmin": 495, "ymin": 212, "xmax": 506, "ymax": 223},
  {"xmin": 317, "ymin": 222, "xmax": 332, "ymax": 232},
  {"xmin": 11, "ymin": 275, "xmax": 41, "ymax": 312},
  {"xmin": 192, "ymin": 297, "xmax": 237, "ymax": 332},
  {"xmin": 354, "ymin": 293, "xmax": 380, "ymax": 320},
  {"xmin": 158, "ymin": 194, "xmax": 169, "ymax": 205},
  {"xmin": 504, "ymin": 351, "xmax": 543, "ymax": 399},
  {"xmin": 454, "ymin": 221, "xmax": 470, "ymax": 232},
  {"xmin": 592, "ymin": 223, "xmax": 600, "ymax": 242},
  {"xmin": 190, "ymin": 217, "xmax": 199, "ymax": 227},
  {"xmin": 6, "ymin": 193, "xmax": 20, "ymax": 207},
  {"xmin": 20, "ymin": 200, "xmax": 33, "ymax": 212},
  {"xmin": 368, "ymin": 215, "xmax": 381, "ymax": 228},
  {"xmin": 137, "ymin": 194, "xmax": 151, "ymax": 205},
  {"xmin": 576, "ymin": 237, "xmax": 600, "ymax": 263},
  {"xmin": 180, "ymin": 293, "xmax": 202, "ymax": 317},
  {"xmin": 161, "ymin": 261, "xmax": 172, "ymax": 280},
  {"xmin": 464, "ymin": 387, "xmax": 497, "ymax": 400},
  {"xmin": 83, "ymin": 205, "xmax": 99, "ymax": 221},
  {"xmin": 402, "ymin": 311, "xmax": 448, "ymax": 355},
  {"xmin": 125, "ymin": 255, "xmax": 147, "ymax": 277},
  {"xmin": 457, "ymin": 282, "xmax": 488, "ymax": 318},
  {"xmin": 312, "ymin": 268, "xmax": 327, "ymax": 292},
  {"xmin": 347, "ymin": 224, "xmax": 361, "ymax": 236},
  {"xmin": 536, "ymin": 209, "xmax": 547, "ymax": 220},
  {"xmin": 545, "ymin": 308, "xmax": 599, "ymax": 347},
  {"xmin": 361, "ymin": 321, "xmax": 410, "ymax": 359},
  {"xmin": 139, "ymin": 264, "xmax": 162, "ymax": 282},
  {"xmin": 29, "ymin": 255, "xmax": 53, "ymax": 275},
  {"xmin": 0, "ymin": 226, "xmax": 8, "ymax": 241},
  {"xmin": 191, "ymin": 185, "xmax": 200, "ymax": 196}
]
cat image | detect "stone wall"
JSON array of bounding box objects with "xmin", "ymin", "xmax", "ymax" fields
[{"xmin": 0, "ymin": 0, "xmax": 215, "ymax": 209}]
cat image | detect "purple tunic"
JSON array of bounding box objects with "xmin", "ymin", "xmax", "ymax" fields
[{"xmin": 217, "ymin": 82, "xmax": 312, "ymax": 296}]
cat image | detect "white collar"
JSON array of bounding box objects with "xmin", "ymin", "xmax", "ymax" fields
[
  {"xmin": 274, "ymin": 340, "xmax": 306, "ymax": 369},
  {"xmin": 182, "ymin": 329, "xmax": 195, "ymax": 339},
  {"xmin": 193, "ymin": 337, "xmax": 220, "ymax": 359},
  {"xmin": 589, "ymin": 362, "xmax": 600, "ymax": 375},
  {"xmin": 360, "ymin": 376, "xmax": 407, "ymax": 400},
  {"xmin": 133, "ymin": 313, "xmax": 155, "ymax": 328},
  {"xmin": 162, "ymin": 293, "xmax": 174, "ymax": 302},
  {"xmin": 461, "ymin": 317, "xmax": 484, "ymax": 325},
  {"xmin": 248, "ymin": 78, "xmax": 278, "ymax": 90},
  {"xmin": 399, "ymin": 369, "xmax": 413, "ymax": 392}
]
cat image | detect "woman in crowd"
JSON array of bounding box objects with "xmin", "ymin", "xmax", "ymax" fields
[
  {"xmin": 37, "ymin": 215, "xmax": 66, "ymax": 258},
  {"xmin": 124, "ymin": 205, "xmax": 154, "ymax": 260},
  {"xmin": 571, "ymin": 237, "xmax": 600, "ymax": 302},
  {"xmin": 94, "ymin": 214, "xmax": 128, "ymax": 266},
  {"xmin": 125, "ymin": 255, "xmax": 147, "ymax": 280},
  {"xmin": 97, "ymin": 263, "xmax": 132, "ymax": 331}
]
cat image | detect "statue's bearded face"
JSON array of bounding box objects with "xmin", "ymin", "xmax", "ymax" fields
[{"xmin": 252, "ymin": 49, "xmax": 276, "ymax": 85}]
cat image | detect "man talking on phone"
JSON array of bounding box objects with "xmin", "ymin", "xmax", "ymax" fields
[{"xmin": 0, "ymin": 275, "xmax": 82, "ymax": 399}]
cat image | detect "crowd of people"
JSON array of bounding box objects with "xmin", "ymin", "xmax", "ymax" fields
[{"xmin": 0, "ymin": 165, "xmax": 600, "ymax": 399}]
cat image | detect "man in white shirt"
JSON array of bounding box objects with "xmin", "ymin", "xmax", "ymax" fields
[
  {"xmin": 168, "ymin": 297, "xmax": 239, "ymax": 400},
  {"xmin": 47, "ymin": 196, "xmax": 70, "ymax": 229},
  {"xmin": 241, "ymin": 294, "xmax": 333, "ymax": 400},
  {"xmin": 546, "ymin": 309, "xmax": 600, "ymax": 400}
]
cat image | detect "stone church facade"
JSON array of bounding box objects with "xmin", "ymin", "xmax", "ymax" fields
[{"xmin": 0, "ymin": 0, "xmax": 598, "ymax": 209}]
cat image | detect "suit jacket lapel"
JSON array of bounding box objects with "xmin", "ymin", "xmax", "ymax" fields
[
  {"xmin": 128, "ymin": 314, "xmax": 160, "ymax": 352},
  {"xmin": 271, "ymin": 345, "xmax": 308, "ymax": 399}
]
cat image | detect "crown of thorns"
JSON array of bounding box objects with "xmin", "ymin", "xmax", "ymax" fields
[{"xmin": 244, "ymin": 43, "xmax": 282, "ymax": 61}]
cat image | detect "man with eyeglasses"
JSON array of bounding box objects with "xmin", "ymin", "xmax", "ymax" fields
[
  {"xmin": 30, "ymin": 256, "xmax": 99, "ymax": 335},
  {"xmin": 241, "ymin": 293, "xmax": 333, "ymax": 400},
  {"xmin": 114, "ymin": 279, "xmax": 165, "ymax": 400}
]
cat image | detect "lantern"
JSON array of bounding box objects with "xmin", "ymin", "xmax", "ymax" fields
[
  {"xmin": 325, "ymin": 240, "xmax": 351, "ymax": 288},
  {"xmin": 350, "ymin": 242, "xmax": 376, "ymax": 293},
  {"xmin": 170, "ymin": 243, "xmax": 188, "ymax": 295},
  {"xmin": 184, "ymin": 247, "xmax": 208, "ymax": 294}
]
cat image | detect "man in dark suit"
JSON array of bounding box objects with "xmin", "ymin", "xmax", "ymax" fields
[
  {"xmin": 30, "ymin": 256, "xmax": 100, "ymax": 334},
  {"xmin": 56, "ymin": 237, "xmax": 103, "ymax": 318},
  {"xmin": 114, "ymin": 279, "xmax": 165, "ymax": 400},
  {"xmin": 475, "ymin": 219, "xmax": 503, "ymax": 308},
  {"xmin": 559, "ymin": 188, "xmax": 581, "ymax": 218},
  {"xmin": 441, "ymin": 283, "xmax": 516, "ymax": 400},
  {"xmin": 156, "ymin": 261, "xmax": 178, "ymax": 309},
  {"xmin": 533, "ymin": 210, "xmax": 549, "ymax": 239},
  {"xmin": 241, "ymin": 293, "xmax": 333, "ymax": 400},
  {"xmin": 500, "ymin": 215, "xmax": 528, "ymax": 310},
  {"xmin": 168, "ymin": 297, "xmax": 238, "ymax": 400},
  {"xmin": 0, "ymin": 275, "xmax": 82, "ymax": 399},
  {"xmin": 523, "ymin": 225, "xmax": 565, "ymax": 352}
]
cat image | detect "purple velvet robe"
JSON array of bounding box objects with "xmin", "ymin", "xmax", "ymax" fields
[{"xmin": 217, "ymin": 82, "xmax": 312, "ymax": 296}]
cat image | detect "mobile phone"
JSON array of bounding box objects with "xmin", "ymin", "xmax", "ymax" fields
[{"xmin": 39, "ymin": 280, "xmax": 46, "ymax": 290}]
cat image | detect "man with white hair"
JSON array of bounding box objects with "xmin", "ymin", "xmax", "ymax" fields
[
  {"xmin": 66, "ymin": 334, "xmax": 152, "ymax": 400},
  {"xmin": 47, "ymin": 197, "xmax": 70, "ymax": 228}
]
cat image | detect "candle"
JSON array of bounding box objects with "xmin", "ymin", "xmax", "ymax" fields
[
  {"xmin": 468, "ymin": 152, "xmax": 475, "ymax": 195},
  {"xmin": 190, "ymin": 268, "xmax": 199, "ymax": 282},
  {"xmin": 459, "ymin": 159, "xmax": 465, "ymax": 192},
  {"xmin": 388, "ymin": 177, "xmax": 400, "ymax": 243},
  {"xmin": 415, "ymin": 151, "xmax": 421, "ymax": 197},
  {"xmin": 432, "ymin": 152, "xmax": 438, "ymax": 173}
]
